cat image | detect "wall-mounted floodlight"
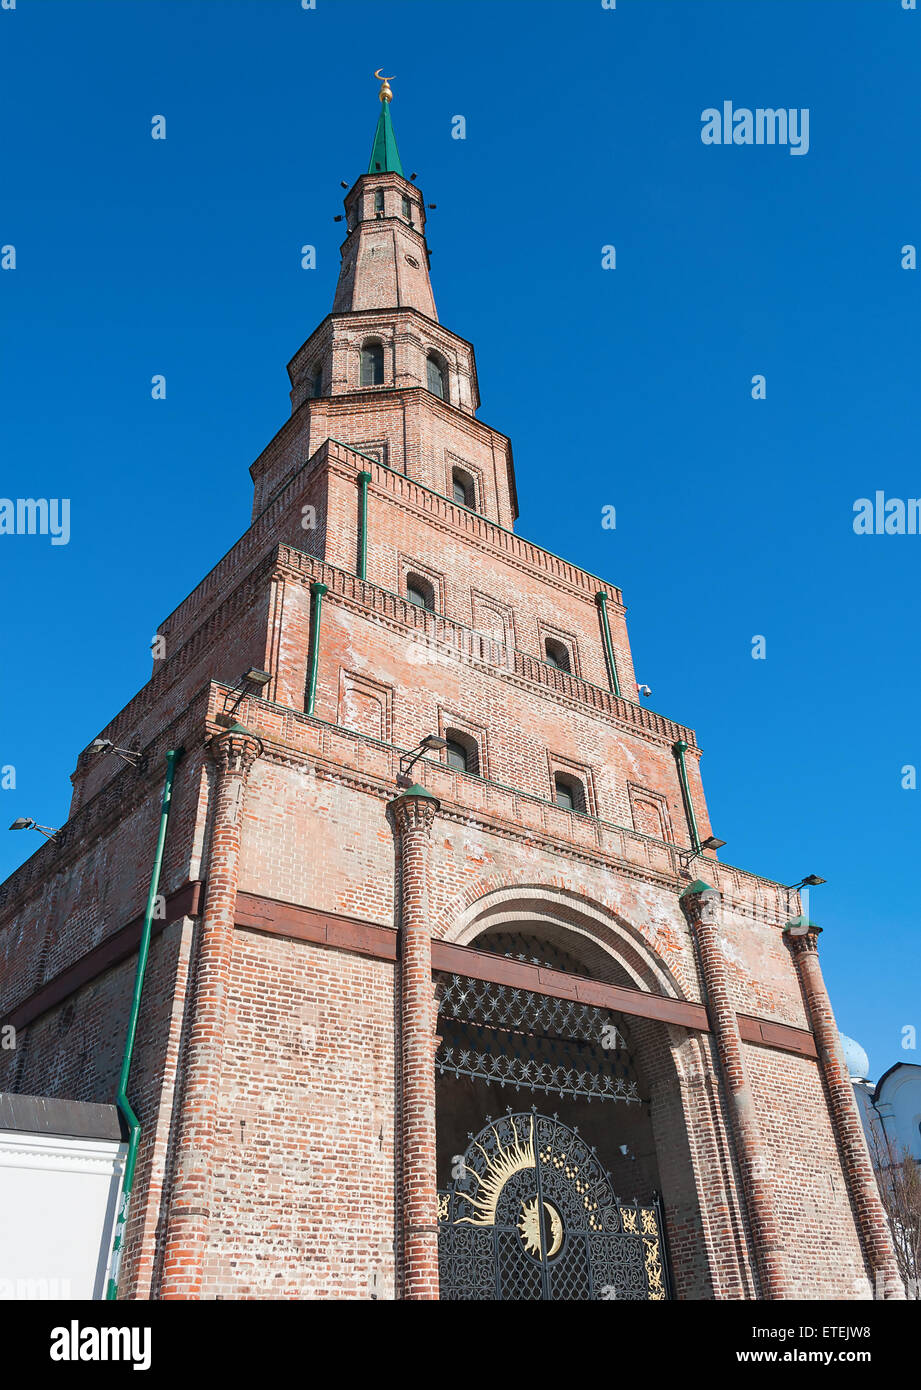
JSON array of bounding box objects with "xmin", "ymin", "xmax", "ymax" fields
[
  {"xmin": 219, "ymin": 668, "xmax": 273, "ymax": 725},
  {"xmin": 677, "ymin": 835, "xmax": 726, "ymax": 880},
  {"xmin": 398, "ymin": 734, "xmax": 447, "ymax": 786},
  {"xmin": 91, "ymin": 738, "xmax": 143, "ymax": 769},
  {"xmin": 9, "ymin": 817, "xmax": 58, "ymax": 840},
  {"xmin": 785, "ymin": 874, "xmax": 826, "ymax": 891}
]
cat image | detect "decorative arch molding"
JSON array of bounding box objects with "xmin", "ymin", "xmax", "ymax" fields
[{"xmin": 438, "ymin": 879, "xmax": 696, "ymax": 1004}]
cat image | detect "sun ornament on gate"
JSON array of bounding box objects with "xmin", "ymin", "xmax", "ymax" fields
[{"xmin": 438, "ymin": 1111, "xmax": 670, "ymax": 1300}]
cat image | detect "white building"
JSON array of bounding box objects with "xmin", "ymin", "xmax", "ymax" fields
[{"xmin": 843, "ymin": 1035, "xmax": 921, "ymax": 1165}]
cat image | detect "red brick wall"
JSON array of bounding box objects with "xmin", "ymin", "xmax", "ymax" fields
[{"xmin": 201, "ymin": 931, "xmax": 397, "ymax": 1299}]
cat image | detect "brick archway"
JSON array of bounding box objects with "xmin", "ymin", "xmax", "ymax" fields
[
  {"xmin": 439, "ymin": 879, "xmax": 695, "ymax": 1001},
  {"xmin": 435, "ymin": 882, "xmax": 756, "ymax": 1300}
]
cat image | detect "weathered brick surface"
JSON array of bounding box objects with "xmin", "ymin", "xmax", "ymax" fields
[
  {"xmin": 0, "ymin": 123, "xmax": 891, "ymax": 1301},
  {"xmin": 200, "ymin": 932, "xmax": 396, "ymax": 1300}
]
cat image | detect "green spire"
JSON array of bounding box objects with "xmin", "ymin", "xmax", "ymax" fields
[{"xmin": 368, "ymin": 96, "xmax": 404, "ymax": 177}]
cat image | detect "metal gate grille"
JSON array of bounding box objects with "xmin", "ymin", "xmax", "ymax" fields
[{"xmin": 437, "ymin": 1110, "xmax": 669, "ymax": 1301}]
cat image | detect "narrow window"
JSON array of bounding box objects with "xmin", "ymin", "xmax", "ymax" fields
[
  {"xmin": 402, "ymin": 194, "xmax": 412, "ymax": 221},
  {"xmin": 444, "ymin": 730, "xmax": 479, "ymax": 776},
  {"xmin": 374, "ymin": 189, "xmax": 384, "ymax": 214},
  {"xmin": 554, "ymin": 773, "xmax": 586, "ymax": 814},
  {"xmin": 406, "ymin": 574, "xmax": 435, "ymax": 611},
  {"xmin": 544, "ymin": 638, "xmax": 571, "ymax": 673},
  {"xmin": 308, "ymin": 363, "xmax": 323, "ymax": 399},
  {"xmin": 452, "ymin": 467, "xmax": 474, "ymax": 509},
  {"xmin": 426, "ymin": 354, "xmax": 447, "ymax": 401},
  {"xmin": 360, "ymin": 341, "xmax": 384, "ymax": 386}
]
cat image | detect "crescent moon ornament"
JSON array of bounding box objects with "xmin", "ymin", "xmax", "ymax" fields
[
  {"xmin": 374, "ymin": 70, "xmax": 395, "ymax": 103},
  {"xmin": 518, "ymin": 1195, "xmax": 564, "ymax": 1259}
]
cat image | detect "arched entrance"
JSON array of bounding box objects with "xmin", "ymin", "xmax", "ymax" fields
[{"xmin": 434, "ymin": 892, "xmax": 713, "ymax": 1301}]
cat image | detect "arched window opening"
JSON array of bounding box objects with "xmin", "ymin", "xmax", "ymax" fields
[
  {"xmin": 444, "ymin": 730, "xmax": 479, "ymax": 776},
  {"xmin": 544, "ymin": 638, "xmax": 571, "ymax": 673},
  {"xmin": 452, "ymin": 467, "xmax": 475, "ymax": 509},
  {"xmin": 426, "ymin": 353, "xmax": 447, "ymax": 401},
  {"xmin": 308, "ymin": 363, "xmax": 323, "ymax": 399},
  {"xmin": 360, "ymin": 340, "xmax": 384, "ymax": 387},
  {"xmin": 374, "ymin": 188, "xmax": 385, "ymax": 215},
  {"xmin": 402, "ymin": 194, "xmax": 413, "ymax": 222},
  {"xmin": 554, "ymin": 773, "xmax": 586, "ymax": 814},
  {"xmin": 405, "ymin": 574, "xmax": 435, "ymax": 611}
]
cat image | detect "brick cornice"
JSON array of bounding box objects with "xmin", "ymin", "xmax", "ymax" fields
[
  {"xmin": 273, "ymin": 544, "xmax": 698, "ymax": 753},
  {"xmin": 236, "ymin": 714, "xmax": 787, "ymax": 927},
  {"xmin": 324, "ymin": 442, "xmax": 623, "ymax": 607},
  {"xmin": 286, "ymin": 307, "xmax": 479, "ymax": 384},
  {"xmin": 73, "ymin": 559, "xmax": 275, "ymax": 778}
]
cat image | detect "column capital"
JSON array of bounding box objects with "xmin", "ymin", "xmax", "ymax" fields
[
  {"xmin": 784, "ymin": 917, "xmax": 822, "ymax": 956},
  {"xmin": 679, "ymin": 879, "xmax": 720, "ymax": 926},
  {"xmin": 389, "ymin": 784, "xmax": 439, "ymax": 833},
  {"xmin": 208, "ymin": 723, "xmax": 263, "ymax": 776}
]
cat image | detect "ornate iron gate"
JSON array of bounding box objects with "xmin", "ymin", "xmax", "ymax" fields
[{"xmin": 437, "ymin": 1110, "xmax": 669, "ymax": 1301}]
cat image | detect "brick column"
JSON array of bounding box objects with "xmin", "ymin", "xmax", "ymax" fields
[
  {"xmin": 785, "ymin": 920, "xmax": 904, "ymax": 1299},
  {"xmin": 681, "ymin": 881, "xmax": 790, "ymax": 1299},
  {"xmin": 389, "ymin": 784, "xmax": 440, "ymax": 1301},
  {"xmin": 159, "ymin": 724, "xmax": 261, "ymax": 1299}
]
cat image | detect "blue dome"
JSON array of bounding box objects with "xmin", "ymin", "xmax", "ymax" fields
[{"xmin": 839, "ymin": 1033, "xmax": 870, "ymax": 1080}]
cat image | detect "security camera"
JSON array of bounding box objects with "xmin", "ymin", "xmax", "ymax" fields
[{"xmin": 637, "ymin": 684, "xmax": 652, "ymax": 698}]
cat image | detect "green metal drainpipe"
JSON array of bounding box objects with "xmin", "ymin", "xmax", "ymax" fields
[
  {"xmin": 357, "ymin": 471, "xmax": 372, "ymax": 580},
  {"xmin": 305, "ymin": 582, "xmax": 328, "ymax": 716},
  {"xmin": 594, "ymin": 592, "xmax": 621, "ymax": 696},
  {"xmin": 106, "ymin": 746, "xmax": 180, "ymax": 1300},
  {"xmin": 672, "ymin": 739, "xmax": 701, "ymax": 854}
]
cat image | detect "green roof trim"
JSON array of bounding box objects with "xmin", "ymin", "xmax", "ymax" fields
[
  {"xmin": 679, "ymin": 878, "xmax": 715, "ymax": 898},
  {"xmin": 396, "ymin": 783, "xmax": 437, "ymax": 800},
  {"xmin": 784, "ymin": 916, "xmax": 821, "ymax": 933},
  {"xmin": 368, "ymin": 100, "xmax": 404, "ymax": 177}
]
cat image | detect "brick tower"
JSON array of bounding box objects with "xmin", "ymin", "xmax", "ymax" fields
[{"xmin": 0, "ymin": 80, "xmax": 902, "ymax": 1302}]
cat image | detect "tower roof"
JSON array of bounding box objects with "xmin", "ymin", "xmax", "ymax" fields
[{"xmin": 368, "ymin": 79, "xmax": 404, "ymax": 177}]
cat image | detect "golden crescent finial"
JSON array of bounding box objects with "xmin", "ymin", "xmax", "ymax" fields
[{"xmin": 374, "ymin": 70, "xmax": 395, "ymax": 103}]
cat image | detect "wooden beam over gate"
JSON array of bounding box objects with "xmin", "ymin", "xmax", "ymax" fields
[
  {"xmin": 0, "ymin": 885, "xmax": 816, "ymax": 1060},
  {"xmin": 236, "ymin": 892, "xmax": 817, "ymax": 1060}
]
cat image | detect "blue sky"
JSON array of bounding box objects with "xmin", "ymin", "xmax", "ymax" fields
[{"xmin": 1, "ymin": 0, "xmax": 918, "ymax": 1078}]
